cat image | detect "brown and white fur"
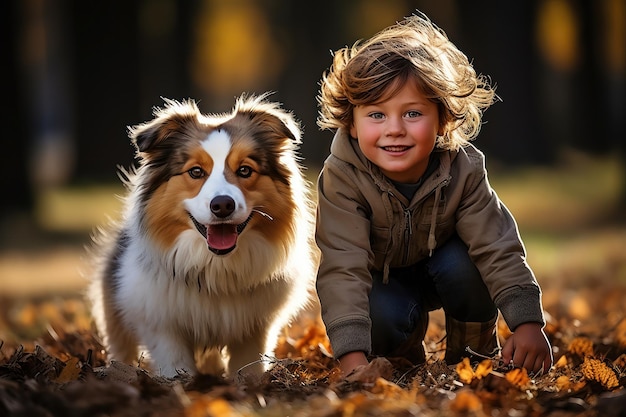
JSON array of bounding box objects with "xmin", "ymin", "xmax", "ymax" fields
[{"xmin": 88, "ymin": 94, "xmax": 317, "ymax": 378}]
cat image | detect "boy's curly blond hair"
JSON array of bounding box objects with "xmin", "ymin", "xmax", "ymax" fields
[{"xmin": 317, "ymin": 12, "xmax": 497, "ymax": 151}]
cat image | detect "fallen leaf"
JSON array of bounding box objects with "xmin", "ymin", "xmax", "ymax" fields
[
  {"xmin": 184, "ymin": 397, "xmax": 236, "ymax": 417},
  {"xmin": 505, "ymin": 367, "xmax": 531, "ymax": 389},
  {"xmin": 555, "ymin": 375, "xmax": 571, "ymax": 391},
  {"xmin": 55, "ymin": 357, "xmax": 81, "ymax": 383},
  {"xmin": 555, "ymin": 355, "xmax": 569, "ymax": 368},
  {"xmin": 475, "ymin": 359, "xmax": 493, "ymax": 379},
  {"xmin": 580, "ymin": 357, "xmax": 619, "ymax": 390},
  {"xmin": 449, "ymin": 389, "xmax": 482, "ymax": 412},
  {"xmin": 370, "ymin": 377, "xmax": 415, "ymax": 402},
  {"xmin": 344, "ymin": 357, "xmax": 394, "ymax": 384},
  {"xmin": 568, "ymin": 337, "xmax": 594, "ymax": 358},
  {"xmin": 456, "ymin": 357, "xmax": 474, "ymax": 384}
]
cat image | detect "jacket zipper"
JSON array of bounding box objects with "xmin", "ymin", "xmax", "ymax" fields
[
  {"xmin": 396, "ymin": 176, "xmax": 451, "ymax": 264},
  {"xmin": 403, "ymin": 208, "xmax": 412, "ymax": 263}
]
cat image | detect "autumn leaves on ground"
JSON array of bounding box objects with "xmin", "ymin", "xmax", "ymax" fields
[{"xmin": 1, "ymin": 154, "xmax": 625, "ymax": 416}]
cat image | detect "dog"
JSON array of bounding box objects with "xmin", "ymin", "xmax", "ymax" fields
[{"xmin": 88, "ymin": 93, "xmax": 317, "ymax": 378}]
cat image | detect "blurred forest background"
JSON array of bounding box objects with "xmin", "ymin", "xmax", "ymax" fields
[{"xmin": 0, "ymin": 0, "xmax": 625, "ymax": 309}]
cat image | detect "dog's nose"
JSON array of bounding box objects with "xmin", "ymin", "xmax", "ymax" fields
[{"xmin": 210, "ymin": 195, "xmax": 236, "ymax": 218}]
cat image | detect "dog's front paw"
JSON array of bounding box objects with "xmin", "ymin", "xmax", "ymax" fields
[{"xmin": 147, "ymin": 343, "xmax": 197, "ymax": 378}]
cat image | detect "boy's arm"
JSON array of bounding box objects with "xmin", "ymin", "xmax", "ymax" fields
[
  {"xmin": 455, "ymin": 149, "xmax": 545, "ymax": 330},
  {"xmin": 315, "ymin": 166, "xmax": 374, "ymax": 360}
]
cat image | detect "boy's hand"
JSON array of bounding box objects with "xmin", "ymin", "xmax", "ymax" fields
[
  {"xmin": 501, "ymin": 322, "xmax": 553, "ymax": 374},
  {"xmin": 338, "ymin": 351, "xmax": 369, "ymax": 376}
]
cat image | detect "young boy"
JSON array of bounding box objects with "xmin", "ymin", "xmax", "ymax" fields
[{"xmin": 314, "ymin": 12, "xmax": 553, "ymax": 376}]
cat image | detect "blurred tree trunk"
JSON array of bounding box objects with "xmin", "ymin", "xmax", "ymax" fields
[
  {"xmin": 455, "ymin": 1, "xmax": 550, "ymax": 165},
  {"xmin": 272, "ymin": 0, "xmax": 341, "ymax": 169},
  {"xmin": 579, "ymin": 0, "xmax": 626, "ymax": 213},
  {"xmin": 68, "ymin": 1, "xmax": 141, "ymax": 181},
  {"xmin": 0, "ymin": 0, "xmax": 35, "ymax": 216},
  {"xmin": 67, "ymin": 1, "xmax": 196, "ymax": 182}
]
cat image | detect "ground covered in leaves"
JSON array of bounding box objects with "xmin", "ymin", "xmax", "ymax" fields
[{"xmin": 1, "ymin": 275, "xmax": 625, "ymax": 417}]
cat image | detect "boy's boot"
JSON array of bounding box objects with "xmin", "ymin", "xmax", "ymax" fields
[
  {"xmin": 444, "ymin": 313, "xmax": 499, "ymax": 365},
  {"xmin": 391, "ymin": 311, "xmax": 429, "ymax": 365}
]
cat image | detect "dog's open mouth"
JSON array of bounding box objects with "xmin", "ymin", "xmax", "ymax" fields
[{"xmin": 189, "ymin": 213, "xmax": 253, "ymax": 255}]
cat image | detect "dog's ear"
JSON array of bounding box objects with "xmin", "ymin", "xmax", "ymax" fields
[
  {"xmin": 233, "ymin": 93, "xmax": 302, "ymax": 144},
  {"xmin": 271, "ymin": 108, "xmax": 302, "ymax": 144},
  {"xmin": 262, "ymin": 104, "xmax": 302, "ymax": 144},
  {"xmin": 128, "ymin": 99, "xmax": 201, "ymax": 154}
]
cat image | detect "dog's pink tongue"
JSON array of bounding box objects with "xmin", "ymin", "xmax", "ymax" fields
[{"xmin": 207, "ymin": 224, "xmax": 238, "ymax": 250}]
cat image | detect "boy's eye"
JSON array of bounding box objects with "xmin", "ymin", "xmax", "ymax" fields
[
  {"xmin": 406, "ymin": 110, "xmax": 421, "ymax": 118},
  {"xmin": 368, "ymin": 112, "xmax": 385, "ymax": 120}
]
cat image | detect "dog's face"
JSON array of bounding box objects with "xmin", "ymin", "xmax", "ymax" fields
[{"xmin": 128, "ymin": 95, "xmax": 302, "ymax": 255}]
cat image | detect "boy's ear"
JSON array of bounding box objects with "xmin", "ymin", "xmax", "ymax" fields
[
  {"xmin": 349, "ymin": 124, "xmax": 358, "ymax": 139},
  {"xmin": 438, "ymin": 120, "xmax": 448, "ymax": 137}
]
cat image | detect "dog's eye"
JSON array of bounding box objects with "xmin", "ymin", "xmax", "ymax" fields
[
  {"xmin": 237, "ymin": 165, "xmax": 253, "ymax": 178},
  {"xmin": 187, "ymin": 167, "xmax": 206, "ymax": 179}
]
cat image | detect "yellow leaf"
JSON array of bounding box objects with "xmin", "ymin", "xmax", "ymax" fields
[
  {"xmin": 449, "ymin": 389, "xmax": 482, "ymax": 412},
  {"xmin": 474, "ymin": 359, "xmax": 493, "ymax": 379},
  {"xmin": 456, "ymin": 357, "xmax": 474, "ymax": 384},
  {"xmin": 555, "ymin": 355, "xmax": 569, "ymax": 368},
  {"xmin": 505, "ymin": 367, "xmax": 531, "ymax": 389},
  {"xmin": 568, "ymin": 337, "xmax": 594, "ymax": 358},
  {"xmin": 371, "ymin": 377, "xmax": 412, "ymax": 400},
  {"xmin": 581, "ymin": 357, "xmax": 619, "ymax": 390},
  {"xmin": 555, "ymin": 375, "xmax": 571, "ymax": 391},
  {"xmin": 185, "ymin": 397, "xmax": 235, "ymax": 417},
  {"xmin": 340, "ymin": 393, "xmax": 368, "ymax": 417}
]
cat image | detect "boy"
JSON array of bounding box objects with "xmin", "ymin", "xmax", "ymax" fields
[{"xmin": 315, "ymin": 12, "xmax": 553, "ymax": 376}]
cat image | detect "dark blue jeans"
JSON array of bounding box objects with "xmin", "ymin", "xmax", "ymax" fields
[{"xmin": 369, "ymin": 234, "xmax": 497, "ymax": 356}]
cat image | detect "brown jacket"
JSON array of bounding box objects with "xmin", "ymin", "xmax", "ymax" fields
[{"xmin": 315, "ymin": 129, "xmax": 545, "ymax": 359}]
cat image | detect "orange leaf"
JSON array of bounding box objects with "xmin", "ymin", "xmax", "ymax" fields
[
  {"xmin": 555, "ymin": 355, "xmax": 569, "ymax": 368},
  {"xmin": 456, "ymin": 357, "xmax": 474, "ymax": 384},
  {"xmin": 185, "ymin": 397, "xmax": 235, "ymax": 417},
  {"xmin": 449, "ymin": 389, "xmax": 482, "ymax": 412},
  {"xmin": 581, "ymin": 357, "xmax": 619, "ymax": 390},
  {"xmin": 568, "ymin": 337, "xmax": 594, "ymax": 358},
  {"xmin": 505, "ymin": 367, "xmax": 531, "ymax": 389},
  {"xmin": 371, "ymin": 377, "xmax": 413, "ymax": 400},
  {"xmin": 555, "ymin": 375, "xmax": 571, "ymax": 391},
  {"xmin": 474, "ymin": 359, "xmax": 493, "ymax": 379}
]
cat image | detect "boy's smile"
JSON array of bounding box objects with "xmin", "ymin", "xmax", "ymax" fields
[{"xmin": 350, "ymin": 80, "xmax": 440, "ymax": 184}]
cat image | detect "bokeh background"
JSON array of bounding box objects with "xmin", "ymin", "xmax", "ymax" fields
[{"xmin": 0, "ymin": 0, "xmax": 625, "ymax": 319}]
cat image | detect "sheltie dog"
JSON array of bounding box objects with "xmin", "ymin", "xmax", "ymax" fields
[{"xmin": 88, "ymin": 94, "xmax": 317, "ymax": 378}]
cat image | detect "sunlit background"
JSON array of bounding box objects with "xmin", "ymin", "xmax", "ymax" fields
[{"xmin": 1, "ymin": 0, "xmax": 625, "ymax": 308}]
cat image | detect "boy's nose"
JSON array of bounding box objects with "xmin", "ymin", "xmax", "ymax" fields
[{"xmin": 385, "ymin": 117, "xmax": 405, "ymax": 136}]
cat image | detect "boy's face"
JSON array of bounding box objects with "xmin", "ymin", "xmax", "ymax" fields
[{"xmin": 350, "ymin": 81, "xmax": 440, "ymax": 183}]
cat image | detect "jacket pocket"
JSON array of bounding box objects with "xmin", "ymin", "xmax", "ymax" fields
[
  {"xmin": 418, "ymin": 193, "xmax": 447, "ymax": 224},
  {"xmin": 370, "ymin": 225, "xmax": 390, "ymax": 270}
]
